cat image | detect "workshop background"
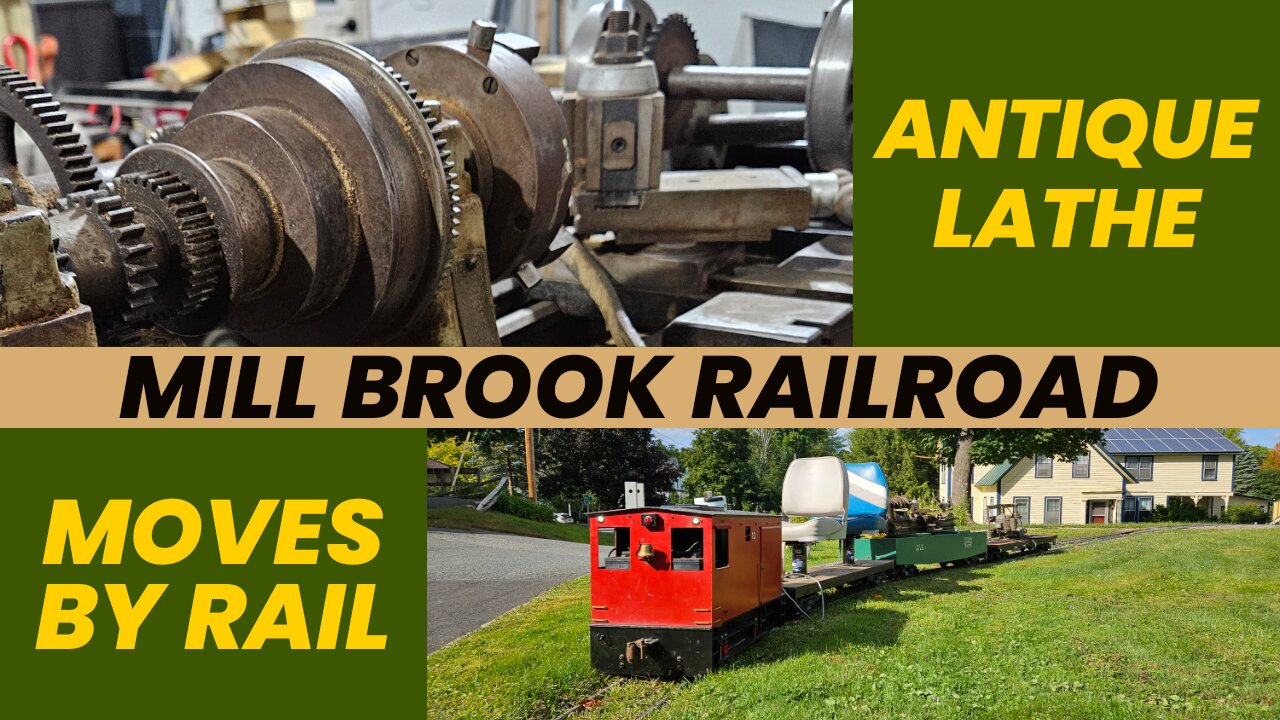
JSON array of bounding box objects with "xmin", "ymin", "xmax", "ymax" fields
[{"xmin": 0, "ymin": 0, "xmax": 851, "ymax": 348}]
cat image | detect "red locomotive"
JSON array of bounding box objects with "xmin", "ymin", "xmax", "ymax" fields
[
  {"xmin": 590, "ymin": 507, "xmax": 783, "ymax": 676},
  {"xmin": 589, "ymin": 457, "xmax": 1056, "ymax": 678}
]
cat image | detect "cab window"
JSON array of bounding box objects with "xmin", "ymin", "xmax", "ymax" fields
[
  {"xmin": 598, "ymin": 527, "xmax": 630, "ymax": 569},
  {"xmin": 671, "ymin": 527, "xmax": 703, "ymax": 570}
]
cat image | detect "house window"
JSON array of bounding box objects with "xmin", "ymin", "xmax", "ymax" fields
[
  {"xmin": 1202, "ymin": 455, "xmax": 1218, "ymax": 481},
  {"xmin": 1122, "ymin": 496, "xmax": 1155, "ymax": 522},
  {"xmin": 1034, "ymin": 455, "xmax": 1053, "ymax": 478},
  {"xmin": 1014, "ymin": 497, "xmax": 1031, "ymax": 523},
  {"xmin": 1072, "ymin": 453, "xmax": 1090, "ymax": 478},
  {"xmin": 713, "ymin": 527, "xmax": 729, "ymax": 569},
  {"xmin": 1044, "ymin": 497, "xmax": 1062, "ymax": 524},
  {"xmin": 1125, "ymin": 455, "xmax": 1153, "ymax": 481}
]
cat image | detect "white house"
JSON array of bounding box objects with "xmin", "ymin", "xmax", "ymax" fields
[{"xmin": 938, "ymin": 429, "xmax": 1267, "ymax": 524}]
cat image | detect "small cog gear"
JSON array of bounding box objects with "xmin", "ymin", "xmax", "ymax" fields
[
  {"xmin": 645, "ymin": 14, "xmax": 701, "ymax": 148},
  {"xmin": 145, "ymin": 123, "xmax": 184, "ymax": 144},
  {"xmin": 58, "ymin": 189, "xmax": 156, "ymax": 343},
  {"xmin": 115, "ymin": 170, "xmax": 224, "ymax": 322},
  {"xmin": 0, "ymin": 66, "xmax": 102, "ymax": 208}
]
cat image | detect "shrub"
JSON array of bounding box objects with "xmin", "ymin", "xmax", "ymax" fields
[
  {"xmin": 492, "ymin": 493, "xmax": 556, "ymax": 522},
  {"xmin": 1221, "ymin": 504, "xmax": 1269, "ymax": 524},
  {"xmin": 1152, "ymin": 497, "xmax": 1209, "ymax": 522}
]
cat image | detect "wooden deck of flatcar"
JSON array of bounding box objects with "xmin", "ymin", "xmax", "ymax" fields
[{"xmin": 781, "ymin": 559, "xmax": 896, "ymax": 598}]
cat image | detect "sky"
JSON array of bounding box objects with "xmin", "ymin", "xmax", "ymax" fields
[
  {"xmin": 1242, "ymin": 428, "xmax": 1280, "ymax": 448},
  {"xmin": 656, "ymin": 428, "xmax": 1280, "ymax": 450}
]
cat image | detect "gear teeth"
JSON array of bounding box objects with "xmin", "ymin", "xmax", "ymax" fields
[
  {"xmin": 146, "ymin": 123, "xmax": 184, "ymax": 144},
  {"xmin": 0, "ymin": 67, "xmax": 103, "ymax": 202},
  {"xmin": 115, "ymin": 170, "xmax": 225, "ymax": 321},
  {"xmin": 374, "ymin": 59, "xmax": 460, "ymax": 261},
  {"xmin": 61, "ymin": 189, "xmax": 160, "ymax": 342}
]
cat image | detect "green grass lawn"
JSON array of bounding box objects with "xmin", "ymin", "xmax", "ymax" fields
[
  {"xmin": 1026, "ymin": 522, "xmax": 1218, "ymax": 541},
  {"xmin": 428, "ymin": 505, "xmax": 590, "ymax": 544},
  {"xmin": 428, "ymin": 527, "xmax": 1280, "ymax": 720}
]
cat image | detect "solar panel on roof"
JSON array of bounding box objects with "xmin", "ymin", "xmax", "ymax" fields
[{"xmin": 1102, "ymin": 428, "xmax": 1240, "ymax": 454}]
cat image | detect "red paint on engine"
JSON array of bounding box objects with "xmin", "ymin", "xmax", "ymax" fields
[{"xmin": 589, "ymin": 508, "xmax": 781, "ymax": 628}]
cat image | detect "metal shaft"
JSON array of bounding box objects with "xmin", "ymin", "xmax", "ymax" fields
[
  {"xmin": 665, "ymin": 65, "xmax": 810, "ymax": 102},
  {"xmin": 691, "ymin": 110, "xmax": 806, "ymax": 145}
]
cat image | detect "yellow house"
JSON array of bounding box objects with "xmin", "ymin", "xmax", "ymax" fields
[{"xmin": 937, "ymin": 429, "xmax": 1264, "ymax": 524}]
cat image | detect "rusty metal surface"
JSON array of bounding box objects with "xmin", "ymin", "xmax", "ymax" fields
[
  {"xmin": 387, "ymin": 34, "xmax": 571, "ymax": 281},
  {"xmin": 419, "ymin": 184, "xmax": 500, "ymax": 346},
  {"xmin": 0, "ymin": 179, "xmax": 98, "ymax": 345},
  {"xmin": 49, "ymin": 190, "xmax": 152, "ymax": 342},
  {"xmin": 573, "ymin": 167, "xmax": 812, "ymax": 244},
  {"xmin": 106, "ymin": 39, "xmax": 456, "ymax": 345}
]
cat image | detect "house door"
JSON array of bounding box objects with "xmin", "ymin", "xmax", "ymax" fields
[{"xmin": 1088, "ymin": 501, "xmax": 1108, "ymax": 524}]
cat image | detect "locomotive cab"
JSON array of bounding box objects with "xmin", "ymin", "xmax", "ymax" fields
[{"xmin": 589, "ymin": 507, "xmax": 782, "ymax": 677}]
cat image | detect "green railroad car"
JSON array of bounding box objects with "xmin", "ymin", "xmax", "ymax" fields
[{"xmin": 852, "ymin": 530, "xmax": 988, "ymax": 567}]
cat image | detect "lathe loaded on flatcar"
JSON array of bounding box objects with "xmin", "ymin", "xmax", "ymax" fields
[{"xmin": 590, "ymin": 457, "xmax": 1056, "ymax": 678}]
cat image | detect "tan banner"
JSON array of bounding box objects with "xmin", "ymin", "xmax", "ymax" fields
[{"xmin": 0, "ymin": 347, "xmax": 1273, "ymax": 427}]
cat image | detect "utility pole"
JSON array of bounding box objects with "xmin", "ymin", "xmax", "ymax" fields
[{"xmin": 524, "ymin": 427, "xmax": 537, "ymax": 501}]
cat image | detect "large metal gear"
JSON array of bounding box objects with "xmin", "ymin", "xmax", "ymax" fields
[
  {"xmin": 645, "ymin": 14, "xmax": 701, "ymax": 148},
  {"xmin": 385, "ymin": 28, "xmax": 570, "ymax": 281},
  {"xmin": 0, "ymin": 66, "xmax": 102, "ymax": 209},
  {"xmin": 101, "ymin": 38, "xmax": 458, "ymax": 345},
  {"xmin": 114, "ymin": 170, "xmax": 223, "ymax": 328},
  {"xmin": 53, "ymin": 189, "xmax": 155, "ymax": 342}
]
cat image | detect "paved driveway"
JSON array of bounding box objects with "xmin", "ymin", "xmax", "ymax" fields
[{"xmin": 427, "ymin": 529, "xmax": 592, "ymax": 653}]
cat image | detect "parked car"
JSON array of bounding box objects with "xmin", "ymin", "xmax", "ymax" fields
[{"xmin": 553, "ymin": 512, "xmax": 575, "ymax": 524}]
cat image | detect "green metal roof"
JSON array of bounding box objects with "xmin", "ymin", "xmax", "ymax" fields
[{"xmin": 975, "ymin": 461, "xmax": 1015, "ymax": 488}]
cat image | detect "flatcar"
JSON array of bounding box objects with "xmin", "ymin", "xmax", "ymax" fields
[{"xmin": 589, "ymin": 457, "xmax": 1056, "ymax": 678}]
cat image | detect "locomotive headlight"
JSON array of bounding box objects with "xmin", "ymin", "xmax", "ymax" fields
[
  {"xmin": 692, "ymin": 518, "xmax": 701, "ymax": 525},
  {"xmin": 597, "ymin": 515, "xmax": 605, "ymax": 522}
]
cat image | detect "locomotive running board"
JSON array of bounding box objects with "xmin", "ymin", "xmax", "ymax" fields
[{"xmin": 781, "ymin": 559, "xmax": 896, "ymax": 599}]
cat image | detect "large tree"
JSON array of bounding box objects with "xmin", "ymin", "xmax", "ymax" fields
[
  {"xmin": 425, "ymin": 429, "xmax": 527, "ymax": 483},
  {"xmin": 842, "ymin": 428, "xmax": 937, "ymax": 502},
  {"xmin": 682, "ymin": 428, "xmax": 843, "ymax": 512},
  {"xmin": 902, "ymin": 429, "xmax": 1106, "ymax": 518},
  {"xmin": 1253, "ymin": 467, "xmax": 1280, "ymax": 501},
  {"xmin": 1233, "ymin": 448, "xmax": 1262, "ymax": 496},
  {"xmin": 1264, "ymin": 443, "xmax": 1280, "ymax": 471},
  {"xmin": 681, "ymin": 429, "xmax": 762, "ymax": 510},
  {"xmin": 536, "ymin": 429, "xmax": 679, "ymax": 508}
]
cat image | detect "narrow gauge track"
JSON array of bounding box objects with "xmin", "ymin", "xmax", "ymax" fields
[
  {"xmin": 548, "ymin": 525, "xmax": 1217, "ymax": 719},
  {"xmin": 1055, "ymin": 524, "xmax": 1217, "ymax": 548}
]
